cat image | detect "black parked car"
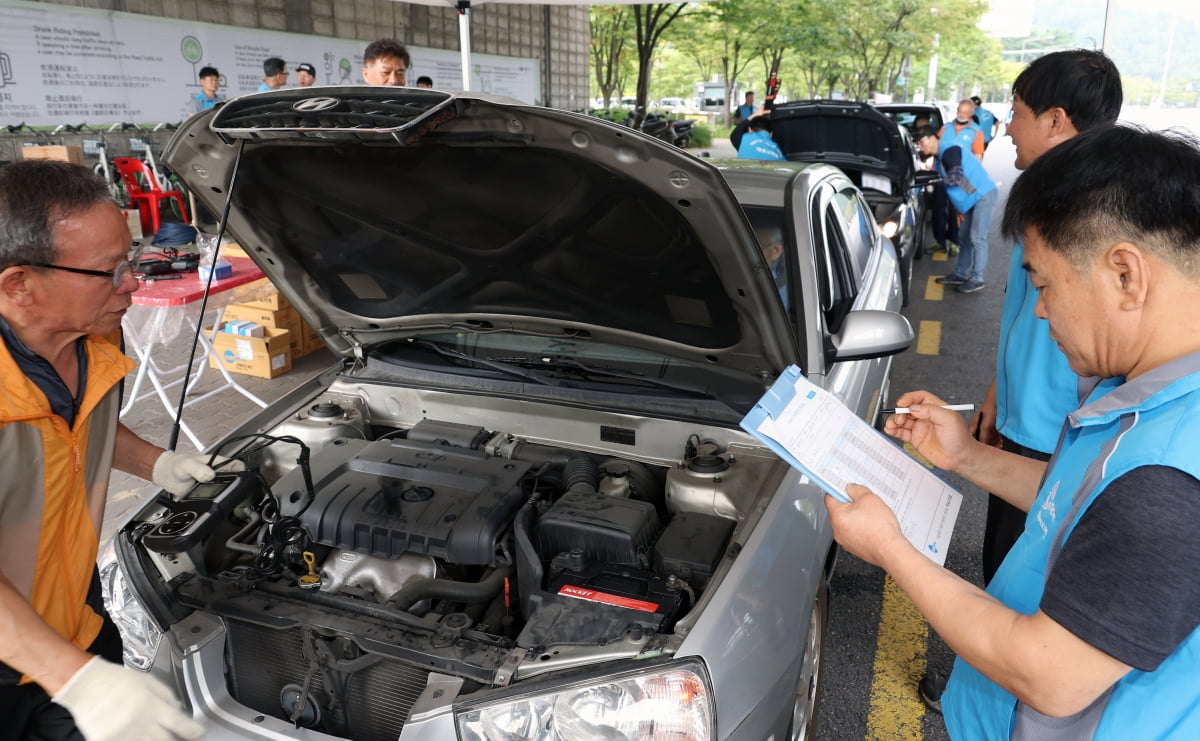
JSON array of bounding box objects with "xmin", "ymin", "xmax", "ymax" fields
[{"xmin": 767, "ymin": 100, "xmax": 938, "ymax": 306}]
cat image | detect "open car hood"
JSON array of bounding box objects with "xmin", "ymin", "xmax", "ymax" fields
[
  {"xmin": 768, "ymin": 100, "xmax": 915, "ymax": 185},
  {"xmin": 162, "ymin": 88, "xmax": 796, "ymax": 382}
]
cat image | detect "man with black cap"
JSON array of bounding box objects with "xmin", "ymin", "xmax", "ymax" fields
[
  {"xmin": 971, "ymin": 96, "xmax": 998, "ymax": 148},
  {"xmin": 296, "ymin": 62, "xmax": 317, "ymax": 87},
  {"xmin": 258, "ymin": 57, "xmax": 287, "ymax": 92}
]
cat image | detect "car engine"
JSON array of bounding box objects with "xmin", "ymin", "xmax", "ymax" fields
[{"xmin": 123, "ymin": 389, "xmax": 780, "ymax": 741}]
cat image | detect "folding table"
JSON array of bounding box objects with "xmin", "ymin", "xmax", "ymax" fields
[{"xmin": 120, "ymin": 256, "xmax": 268, "ymax": 450}]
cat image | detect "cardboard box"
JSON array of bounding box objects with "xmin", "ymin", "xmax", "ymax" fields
[
  {"xmin": 300, "ymin": 319, "xmax": 325, "ymax": 356},
  {"xmin": 222, "ymin": 242, "xmax": 250, "ymax": 259},
  {"xmin": 22, "ymin": 145, "xmax": 84, "ymax": 165},
  {"xmin": 221, "ymin": 304, "xmax": 302, "ymax": 359},
  {"xmin": 209, "ymin": 327, "xmax": 292, "ymax": 379},
  {"xmin": 226, "ymin": 277, "xmax": 291, "ymax": 311}
]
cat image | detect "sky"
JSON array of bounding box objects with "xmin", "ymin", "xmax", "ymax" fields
[{"xmin": 981, "ymin": 0, "xmax": 1200, "ymax": 38}]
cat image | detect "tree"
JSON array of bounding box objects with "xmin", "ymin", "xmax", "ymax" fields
[
  {"xmin": 631, "ymin": 3, "xmax": 692, "ymax": 124},
  {"xmin": 591, "ymin": 6, "xmax": 633, "ymax": 108}
]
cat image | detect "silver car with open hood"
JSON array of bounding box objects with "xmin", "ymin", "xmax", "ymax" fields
[{"xmin": 101, "ymin": 88, "xmax": 913, "ymax": 741}]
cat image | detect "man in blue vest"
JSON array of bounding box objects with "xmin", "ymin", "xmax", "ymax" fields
[
  {"xmin": 976, "ymin": 50, "xmax": 1123, "ymax": 586},
  {"xmin": 971, "ymin": 96, "xmax": 997, "ymax": 147},
  {"xmin": 931, "ymin": 100, "xmax": 986, "ymax": 253},
  {"xmin": 915, "ymin": 126, "xmax": 996, "ymax": 293},
  {"xmin": 828, "ymin": 124, "xmax": 1200, "ymax": 741}
]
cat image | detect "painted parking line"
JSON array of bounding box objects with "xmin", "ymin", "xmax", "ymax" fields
[
  {"xmin": 925, "ymin": 276, "xmax": 945, "ymax": 302},
  {"xmin": 865, "ymin": 576, "xmax": 930, "ymax": 741},
  {"xmin": 931, "ymin": 251, "xmax": 948, "ymax": 262},
  {"xmin": 916, "ymin": 320, "xmax": 941, "ymax": 355}
]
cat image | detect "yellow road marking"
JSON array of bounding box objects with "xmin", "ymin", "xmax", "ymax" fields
[
  {"xmin": 866, "ymin": 576, "xmax": 929, "ymax": 741},
  {"xmin": 932, "ymin": 251, "xmax": 947, "ymax": 262},
  {"xmin": 903, "ymin": 442, "xmax": 934, "ymax": 468},
  {"xmin": 916, "ymin": 320, "xmax": 941, "ymax": 355},
  {"xmin": 925, "ymin": 276, "xmax": 944, "ymax": 301}
]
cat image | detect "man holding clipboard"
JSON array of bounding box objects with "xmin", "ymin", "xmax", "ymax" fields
[{"xmin": 826, "ymin": 126, "xmax": 1200, "ymax": 741}]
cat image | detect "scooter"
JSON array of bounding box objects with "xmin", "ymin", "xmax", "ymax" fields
[{"xmin": 627, "ymin": 112, "xmax": 695, "ymax": 150}]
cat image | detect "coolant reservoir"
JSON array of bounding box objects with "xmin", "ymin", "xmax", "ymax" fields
[
  {"xmin": 665, "ymin": 450, "xmax": 739, "ymax": 519},
  {"xmin": 259, "ymin": 398, "xmax": 368, "ymax": 481}
]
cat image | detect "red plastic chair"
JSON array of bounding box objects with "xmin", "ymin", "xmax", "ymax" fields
[{"xmin": 111, "ymin": 157, "xmax": 189, "ymax": 237}]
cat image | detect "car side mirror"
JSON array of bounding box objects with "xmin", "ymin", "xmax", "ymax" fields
[
  {"xmin": 914, "ymin": 170, "xmax": 941, "ymax": 187},
  {"xmin": 830, "ymin": 310, "xmax": 914, "ymax": 362}
]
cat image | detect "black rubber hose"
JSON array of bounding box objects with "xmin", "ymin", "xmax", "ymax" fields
[
  {"xmin": 562, "ymin": 453, "xmax": 598, "ymax": 493},
  {"xmin": 390, "ymin": 566, "xmax": 513, "ymax": 613}
]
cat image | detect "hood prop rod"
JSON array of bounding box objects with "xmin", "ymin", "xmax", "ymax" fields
[{"xmin": 166, "ymin": 138, "xmax": 247, "ymax": 452}]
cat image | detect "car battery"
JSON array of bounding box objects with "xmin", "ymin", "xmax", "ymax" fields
[
  {"xmin": 652, "ymin": 510, "xmax": 736, "ymax": 589},
  {"xmin": 550, "ymin": 562, "xmax": 685, "ymax": 629}
]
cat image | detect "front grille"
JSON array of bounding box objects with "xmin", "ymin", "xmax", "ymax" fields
[
  {"xmin": 210, "ymin": 88, "xmax": 454, "ymax": 140},
  {"xmin": 226, "ymin": 620, "xmax": 430, "ymax": 741}
]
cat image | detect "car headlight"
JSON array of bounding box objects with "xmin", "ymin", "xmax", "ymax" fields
[
  {"xmin": 456, "ymin": 659, "xmax": 714, "ymax": 741},
  {"xmin": 98, "ymin": 541, "xmax": 162, "ymax": 671},
  {"xmin": 880, "ymin": 220, "xmax": 900, "ymax": 238}
]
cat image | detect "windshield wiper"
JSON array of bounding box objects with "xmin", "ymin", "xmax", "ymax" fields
[
  {"xmin": 491, "ymin": 355, "xmax": 715, "ymax": 398},
  {"xmin": 412, "ymin": 340, "xmax": 567, "ymax": 387}
]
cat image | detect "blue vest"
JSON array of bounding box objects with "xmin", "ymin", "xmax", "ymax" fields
[
  {"xmin": 938, "ymin": 145, "xmax": 995, "ymax": 213},
  {"xmin": 939, "ymin": 121, "xmax": 982, "ymax": 157},
  {"xmin": 996, "ymin": 238, "xmax": 1081, "ymax": 453},
  {"xmin": 975, "ymin": 107, "xmax": 997, "ymax": 143},
  {"xmin": 737, "ymin": 130, "xmax": 785, "ymax": 161},
  {"xmin": 944, "ymin": 355, "xmax": 1200, "ymax": 741}
]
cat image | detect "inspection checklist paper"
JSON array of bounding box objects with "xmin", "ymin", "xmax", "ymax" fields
[{"xmin": 741, "ymin": 365, "xmax": 962, "ymax": 566}]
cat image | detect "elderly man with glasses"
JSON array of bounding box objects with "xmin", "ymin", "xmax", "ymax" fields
[{"xmin": 0, "ymin": 160, "xmax": 220, "ymax": 741}]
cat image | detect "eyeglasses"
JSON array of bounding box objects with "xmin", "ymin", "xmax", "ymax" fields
[{"xmin": 20, "ymin": 243, "xmax": 143, "ymax": 289}]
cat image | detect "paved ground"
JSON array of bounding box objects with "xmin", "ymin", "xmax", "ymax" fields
[{"xmin": 104, "ymin": 136, "xmax": 736, "ymax": 544}]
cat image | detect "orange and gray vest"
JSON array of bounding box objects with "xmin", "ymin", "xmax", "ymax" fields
[{"xmin": 0, "ymin": 333, "xmax": 133, "ymax": 682}]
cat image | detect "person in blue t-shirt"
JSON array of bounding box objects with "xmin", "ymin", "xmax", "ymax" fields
[
  {"xmin": 735, "ymin": 91, "xmax": 755, "ymax": 123},
  {"xmin": 258, "ymin": 57, "xmax": 287, "ymax": 92},
  {"xmin": 730, "ymin": 106, "xmax": 784, "ymax": 161},
  {"xmin": 185, "ymin": 66, "xmax": 224, "ymax": 117}
]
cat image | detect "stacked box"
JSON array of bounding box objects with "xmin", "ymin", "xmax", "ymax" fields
[
  {"xmin": 221, "ymin": 304, "xmax": 302, "ymax": 360},
  {"xmin": 297, "ymin": 316, "xmax": 324, "ymax": 356},
  {"xmin": 226, "ymin": 277, "xmax": 290, "ymax": 310},
  {"xmin": 221, "ymin": 242, "xmax": 251, "ymax": 259},
  {"xmin": 22, "ymin": 145, "xmax": 84, "ymax": 165},
  {"xmin": 209, "ymin": 327, "xmax": 292, "ymax": 379}
]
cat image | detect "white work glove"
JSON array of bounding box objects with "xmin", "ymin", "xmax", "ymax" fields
[
  {"xmin": 152, "ymin": 450, "xmax": 246, "ymax": 497},
  {"xmin": 53, "ymin": 656, "xmax": 204, "ymax": 741}
]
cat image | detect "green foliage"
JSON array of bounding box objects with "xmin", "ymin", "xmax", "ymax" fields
[
  {"xmin": 589, "ymin": 107, "xmax": 630, "ymax": 123},
  {"xmin": 689, "ymin": 122, "xmax": 714, "ymax": 148}
]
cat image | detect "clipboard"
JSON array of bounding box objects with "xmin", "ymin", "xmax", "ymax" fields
[{"xmin": 741, "ymin": 365, "xmax": 962, "ymax": 565}]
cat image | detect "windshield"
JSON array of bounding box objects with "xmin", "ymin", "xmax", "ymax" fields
[{"xmin": 371, "ymin": 330, "xmax": 765, "ymax": 406}]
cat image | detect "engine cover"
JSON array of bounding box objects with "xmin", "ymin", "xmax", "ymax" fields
[{"xmin": 282, "ymin": 437, "xmax": 531, "ymax": 565}]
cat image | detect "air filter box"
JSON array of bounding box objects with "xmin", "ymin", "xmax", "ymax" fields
[{"xmin": 535, "ymin": 489, "xmax": 660, "ymax": 566}]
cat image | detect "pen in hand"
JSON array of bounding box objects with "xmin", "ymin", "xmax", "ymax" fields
[{"xmin": 883, "ymin": 404, "xmax": 975, "ymax": 414}]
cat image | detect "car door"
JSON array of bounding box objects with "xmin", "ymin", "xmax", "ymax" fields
[{"xmin": 811, "ymin": 174, "xmax": 902, "ymax": 421}]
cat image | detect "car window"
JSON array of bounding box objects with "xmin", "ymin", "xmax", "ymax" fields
[
  {"xmin": 832, "ymin": 187, "xmax": 873, "ymax": 284},
  {"xmin": 813, "ymin": 188, "xmax": 858, "ymax": 334},
  {"xmin": 746, "ymin": 209, "xmax": 792, "ymax": 315},
  {"xmin": 879, "ymin": 107, "xmax": 944, "ymax": 135}
]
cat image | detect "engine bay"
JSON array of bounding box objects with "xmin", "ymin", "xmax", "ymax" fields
[{"xmin": 120, "ymin": 383, "xmax": 783, "ymax": 738}]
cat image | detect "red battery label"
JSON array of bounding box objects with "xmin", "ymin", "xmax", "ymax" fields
[{"xmin": 558, "ymin": 585, "xmax": 659, "ymax": 613}]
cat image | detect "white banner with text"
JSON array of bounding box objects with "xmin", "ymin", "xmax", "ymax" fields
[{"xmin": 0, "ymin": 0, "xmax": 540, "ymax": 126}]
